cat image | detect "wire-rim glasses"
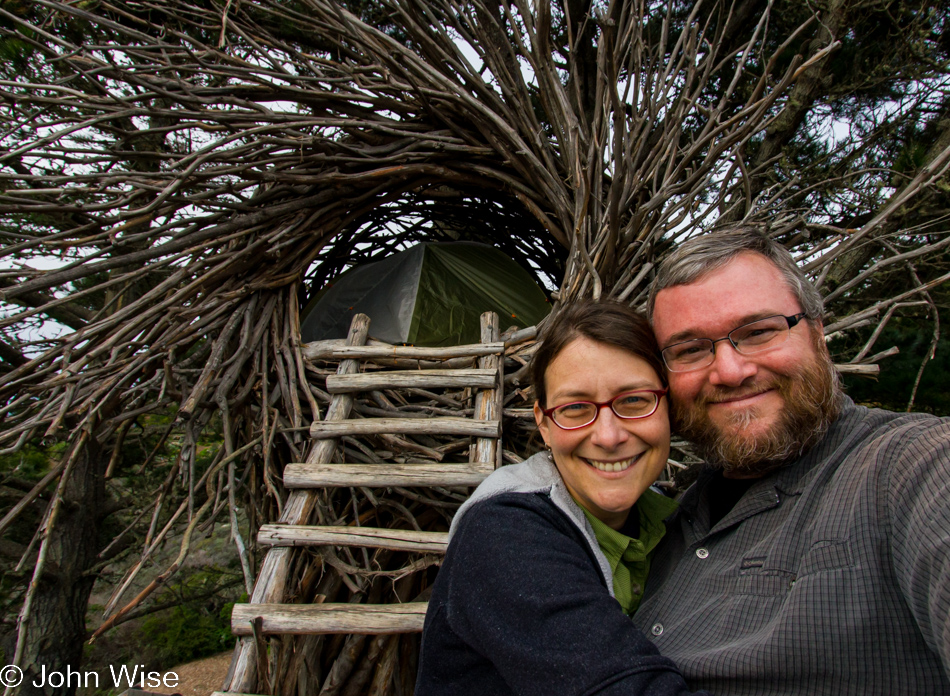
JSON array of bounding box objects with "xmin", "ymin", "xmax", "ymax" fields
[
  {"xmin": 540, "ymin": 389, "xmax": 668, "ymax": 430},
  {"xmin": 661, "ymin": 313, "xmax": 808, "ymax": 373}
]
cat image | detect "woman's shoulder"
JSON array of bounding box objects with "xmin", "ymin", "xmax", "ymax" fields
[
  {"xmin": 448, "ymin": 452, "xmax": 560, "ymax": 535},
  {"xmin": 472, "ymin": 451, "xmax": 561, "ymax": 497},
  {"xmin": 457, "ymin": 489, "xmax": 570, "ymax": 534},
  {"xmin": 445, "ymin": 490, "xmax": 601, "ymax": 580}
]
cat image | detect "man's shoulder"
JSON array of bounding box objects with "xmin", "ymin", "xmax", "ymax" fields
[
  {"xmin": 824, "ymin": 399, "xmax": 948, "ymax": 451},
  {"xmin": 856, "ymin": 401, "xmax": 947, "ymax": 426},
  {"xmin": 842, "ymin": 401, "xmax": 950, "ymax": 450},
  {"xmin": 818, "ymin": 400, "xmax": 950, "ymax": 493}
]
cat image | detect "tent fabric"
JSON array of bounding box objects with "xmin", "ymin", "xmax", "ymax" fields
[{"xmin": 301, "ymin": 242, "xmax": 550, "ymax": 346}]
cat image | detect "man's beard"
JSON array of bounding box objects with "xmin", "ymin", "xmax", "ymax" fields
[{"xmin": 671, "ymin": 332, "xmax": 843, "ymax": 477}]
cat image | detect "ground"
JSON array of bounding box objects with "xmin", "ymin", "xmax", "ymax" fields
[{"xmin": 149, "ymin": 652, "xmax": 233, "ymax": 696}]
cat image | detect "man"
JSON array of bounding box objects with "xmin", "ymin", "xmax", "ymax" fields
[{"xmin": 634, "ymin": 228, "xmax": 950, "ymax": 695}]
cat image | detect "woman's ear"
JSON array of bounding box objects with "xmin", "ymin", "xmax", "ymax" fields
[{"xmin": 533, "ymin": 401, "xmax": 551, "ymax": 447}]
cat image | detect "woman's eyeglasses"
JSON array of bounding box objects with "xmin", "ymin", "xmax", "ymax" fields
[{"xmin": 540, "ymin": 389, "xmax": 668, "ymax": 430}]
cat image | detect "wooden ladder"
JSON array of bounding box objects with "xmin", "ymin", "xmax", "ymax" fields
[{"xmin": 222, "ymin": 311, "xmax": 504, "ymax": 693}]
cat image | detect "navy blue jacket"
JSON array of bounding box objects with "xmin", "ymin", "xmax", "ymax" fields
[{"xmin": 416, "ymin": 490, "xmax": 708, "ymax": 695}]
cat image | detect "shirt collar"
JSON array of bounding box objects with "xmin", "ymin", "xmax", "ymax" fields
[{"xmin": 580, "ymin": 489, "xmax": 678, "ymax": 570}]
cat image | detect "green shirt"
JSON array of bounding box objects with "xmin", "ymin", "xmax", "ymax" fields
[{"xmin": 579, "ymin": 489, "xmax": 679, "ymax": 615}]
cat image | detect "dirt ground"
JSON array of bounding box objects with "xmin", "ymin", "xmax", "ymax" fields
[{"xmin": 149, "ymin": 652, "xmax": 233, "ymax": 696}]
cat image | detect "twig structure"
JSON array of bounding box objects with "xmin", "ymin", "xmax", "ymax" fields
[{"xmin": 0, "ymin": 1, "xmax": 948, "ymax": 694}]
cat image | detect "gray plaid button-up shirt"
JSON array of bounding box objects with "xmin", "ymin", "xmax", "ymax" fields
[{"xmin": 635, "ymin": 398, "xmax": 950, "ymax": 695}]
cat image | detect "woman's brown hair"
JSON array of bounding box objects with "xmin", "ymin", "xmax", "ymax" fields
[{"xmin": 531, "ymin": 300, "xmax": 665, "ymax": 408}]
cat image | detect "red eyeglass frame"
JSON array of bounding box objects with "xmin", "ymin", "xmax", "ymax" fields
[{"xmin": 540, "ymin": 388, "xmax": 669, "ymax": 430}]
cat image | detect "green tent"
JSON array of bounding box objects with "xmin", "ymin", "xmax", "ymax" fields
[{"xmin": 301, "ymin": 242, "xmax": 551, "ymax": 346}]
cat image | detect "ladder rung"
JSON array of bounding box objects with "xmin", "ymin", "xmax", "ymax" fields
[
  {"xmin": 320, "ymin": 343, "xmax": 503, "ymax": 360},
  {"xmin": 309, "ymin": 416, "xmax": 500, "ymax": 439},
  {"xmin": 231, "ymin": 603, "xmax": 427, "ymax": 635},
  {"xmin": 257, "ymin": 525, "xmax": 448, "ymax": 553},
  {"xmin": 283, "ymin": 461, "xmax": 493, "ymax": 488},
  {"xmin": 326, "ymin": 368, "xmax": 496, "ymax": 393}
]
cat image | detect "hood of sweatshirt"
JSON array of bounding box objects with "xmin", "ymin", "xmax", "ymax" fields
[{"xmin": 448, "ymin": 450, "xmax": 614, "ymax": 596}]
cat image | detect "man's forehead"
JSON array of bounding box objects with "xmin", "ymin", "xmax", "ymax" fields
[{"xmin": 652, "ymin": 253, "xmax": 800, "ymax": 342}]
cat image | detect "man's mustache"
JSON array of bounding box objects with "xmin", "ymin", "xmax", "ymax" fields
[{"xmin": 686, "ymin": 378, "xmax": 785, "ymax": 409}]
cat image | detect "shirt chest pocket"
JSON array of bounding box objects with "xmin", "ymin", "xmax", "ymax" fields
[
  {"xmin": 797, "ymin": 539, "xmax": 854, "ymax": 577},
  {"xmin": 734, "ymin": 555, "xmax": 797, "ymax": 596},
  {"xmin": 733, "ymin": 540, "xmax": 853, "ymax": 596}
]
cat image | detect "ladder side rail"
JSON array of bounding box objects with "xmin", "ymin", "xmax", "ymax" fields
[
  {"xmin": 225, "ymin": 313, "xmax": 371, "ymax": 693},
  {"xmin": 473, "ymin": 312, "xmax": 502, "ymax": 468}
]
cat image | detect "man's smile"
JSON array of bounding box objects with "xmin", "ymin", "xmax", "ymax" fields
[{"xmin": 708, "ymin": 387, "xmax": 777, "ymax": 407}]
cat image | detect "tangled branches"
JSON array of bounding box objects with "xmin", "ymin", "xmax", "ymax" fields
[{"xmin": 0, "ymin": 0, "xmax": 948, "ymax": 692}]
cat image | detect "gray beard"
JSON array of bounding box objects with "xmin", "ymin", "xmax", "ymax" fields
[{"xmin": 671, "ymin": 344, "xmax": 843, "ymax": 478}]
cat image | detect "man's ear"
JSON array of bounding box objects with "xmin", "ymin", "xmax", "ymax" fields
[{"xmin": 533, "ymin": 401, "xmax": 551, "ymax": 447}]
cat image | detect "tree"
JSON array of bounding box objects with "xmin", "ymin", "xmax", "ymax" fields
[{"xmin": 0, "ymin": 0, "xmax": 948, "ymax": 693}]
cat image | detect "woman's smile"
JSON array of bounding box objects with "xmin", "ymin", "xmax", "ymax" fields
[{"xmin": 582, "ymin": 453, "xmax": 641, "ymax": 473}]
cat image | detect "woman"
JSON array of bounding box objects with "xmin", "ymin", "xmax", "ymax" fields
[{"xmin": 416, "ymin": 301, "xmax": 705, "ymax": 696}]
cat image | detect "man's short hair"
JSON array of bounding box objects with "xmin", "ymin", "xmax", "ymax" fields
[{"xmin": 647, "ymin": 226, "xmax": 824, "ymax": 323}]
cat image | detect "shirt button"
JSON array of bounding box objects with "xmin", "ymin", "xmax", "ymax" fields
[
  {"xmin": 651, "ymin": 623, "xmax": 664, "ymax": 636},
  {"xmin": 696, "ymin": 547, "xmax": 709, "ymax": 559},
  {"xmin": 631, "ymin": 583, "xmax": 641, "ymax": 595}
]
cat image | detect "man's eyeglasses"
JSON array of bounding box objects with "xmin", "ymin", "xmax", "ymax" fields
[
  {"xmin": 540, "ymin": 389, "xmax": 668, "ymax": 430},
  {"xmin": 661, "ymin": 313, "xmax": 808, "ymax": 373}
]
